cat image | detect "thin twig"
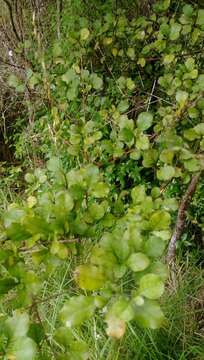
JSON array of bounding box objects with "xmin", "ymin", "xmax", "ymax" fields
[
  {"xmin": 166, "ymin": 173, "xmax": 201, "ymax": 264},
  {"xmin": 147, "ymin": 79, "xmax": 156, "ymax": 111}
]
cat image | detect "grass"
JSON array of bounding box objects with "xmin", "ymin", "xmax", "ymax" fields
[{"xmin": 35, "ymin": 252, "xmax": 204, "ymax": 360}]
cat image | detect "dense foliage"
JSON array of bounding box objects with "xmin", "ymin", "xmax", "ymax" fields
[{"xmin": 0, "ymin": 1, "xmax": 204, "ymax": 359}]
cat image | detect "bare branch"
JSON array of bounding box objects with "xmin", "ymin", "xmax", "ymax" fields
[
  {"xmin": 166, "ymin": 173, "xmax": 201, "ymax": 264},
  {"xmin": 2, "ymin": 0, "xmax": 21, "ymax": 42}
]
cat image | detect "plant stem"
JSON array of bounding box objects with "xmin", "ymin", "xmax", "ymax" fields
[{"xmin": 166, "ymin": 173, "xmax": 201, "ymax": 264}]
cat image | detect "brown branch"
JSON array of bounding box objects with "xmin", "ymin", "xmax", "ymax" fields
[
  {"xmin": 0, "ymin": 56, "xmax": 25, "ymax": 70},
  {"xmin": 2, "ymin": 0, "xmax": 21, "ymax": 42},
  {"xmin": 166, "ymin": 173, "xmax": 201, "ymax": 264}
]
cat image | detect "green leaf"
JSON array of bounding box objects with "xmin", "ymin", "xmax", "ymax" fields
[
  {"xmin": 62, "ymin": 69, "xmax": 76, "ymax": 84},
  {"xmin": 144, "ymin": 236, "xmax": 166, "ymax": 257},
  {"xmin": 54, "ymin": 326, "xmax": 74, "ymax": 347},
  {"xmin": 183, "ymin": 4, "xmax": 193, "ymax": 18},
  {"xmin": 75, "ymin": 264, "xmax": 105, "ymax": 290},
  {"xmin": 127, "ymin": 47, "xmax": 135, "ymax": 60},
  {"xmin": 169, "ymin": 23, "xmax": 181, "ymax": 41},
  {"xmin": 28, "ymin": 323, "xmax": 45, "ymax": 345},
  {"xmin": 106, "ymin": 298, "xmax": 134, "ymax": 323},
  {"xmin": 127, "ymin": 253, "xmax": 150, "ymax": 272},
  {"xmin": 55, "ymin": 190, "xmax": 74, "ymax": 212},
  {"xmin": 159, "ymin": 149, "xmax": 174, "ymax": 165},
  {"xmin": 126, "ymin": 78, "xmax": 135, "ymax": 91},
  {"xmin": 196, "ymin": 74, "xmax": 204, "ymax": 91},
  {"xmin": 88, "ymin": 203, "xmax": 105, "ymax": 220},
  {"xmin": 176, "ymin": 90, "xmax": 188, "ymax": 107},
  {"xmin": 8, "ymin": 74, "xmax": 20, "ymax": 88},
  {"xmin": 185, "ymin": 58, "xmax": 195, "ymax": 72},
  {"xmin": 3, "ymin": 206, "xmax": 25, "ymax": 228},
  {"xmin": 6, "ymin": 337, "xmax": 37, "ymax": 360},
  {"xmin": 149, "ymin": 211, "xmax": 171, "ymax": 230},
  {"xmin": 117, "ymin": 100, "xmax": 129, "ymax": 113},
  {"xmin": 0, "ymin": 278, "xmax": 18, "ymax": 295},
  {"xmin": 90, "ymin": 182, "xmax": 109, "ymax": 198},
  {"xmin": 153, "ymin": 0, "xmax": 170, "ymax": 12},
  {"xmin": 157, "ymin": 165, "xmax": 175, "ymax": 181},
  {"xmin": 60, "ymin": 296, "xmax": 95, "ymax": 327},
  {"xmin": 136, "ymin": 134, "xmax": 149, "ymax": 150},
  {"xmin": 137, "ymin": 112, "xmax": 153, "ymax": 131},
  {"xmin": 119, "ymin": 127, "xmax": 134, "ymax": 144},
  {"xmin": 184, "ymin": 128, "xmax": 199, "ymax": 141},
  {"xmin": 139, "ymin": 274, "xmax": 164, "ymax": 299},
  {"xmin": 6, "ymin": 312, "xmax": 30, "ymax": 338},
  {"xmin": 25, "ymin": 173, "xmax": 35, "ymax": 184},
  {"xmin": 196, "ymin": 10, "xmax": 204, "ymax": 27},
  {"xmin": 90, "ymin": 74, "xmax": 103, "ymax": 90},
  {"xmin": 194, "ymin": 123, "xmax": 204, "ymax": 136},
  {"xmin": 142, "ymin": 149, "xmax": 158, "ymax": 168},
  {"xmin": 80, "ymin": 28, "xmax": 90, "ymax": 40},
  {"xmin": 131, "ymin": 185, "xmax": 146, "ymax": 204},
  {"xmin": 163, "ymin": 54, "xmax": 175, "ymax": 65},
  {"xmin": 47, "ymin": 157, "xmax": 61, "ymax": 172},
  {"xmin": 53, "ymin": 42, "xmax": 62, "ymax": 57},
  {"xmin": 184, "ymin": 158, "xmax": 201, "ymax": 172},
  {"xmin": 134, "ymin": 299, "xmax": 165, "ymax": 329}
]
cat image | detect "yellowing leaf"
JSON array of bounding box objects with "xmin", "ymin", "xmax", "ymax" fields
[
  {"xmin": 75, "ymin": 264, "xmax": 105, "ymax": 290},
  {"xmin": 127, "ymin": 47, "xmax": 135, "ymax": 60},
  {"xmin": 163, "ymin": 54, "xmax": 175, "ymax": 65},
  {"xmin": 149, "ymin": 210, "xmax": 171, "ymax": 230},
  {"xmin": 27, "ymin": 196, "xmax": 37, "ymax": 208},
  {"xmin": 106, "ymin": 317, "xmax": 126, "ymax": 339},
  {"xmin": 80, "ymin": 28, "xmax": 90, "ymax": 40}
]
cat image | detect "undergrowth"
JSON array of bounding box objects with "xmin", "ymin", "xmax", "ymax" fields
[{"xmin": 1, "ymin": 0, "xmax": 204, "ymax": 359}]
